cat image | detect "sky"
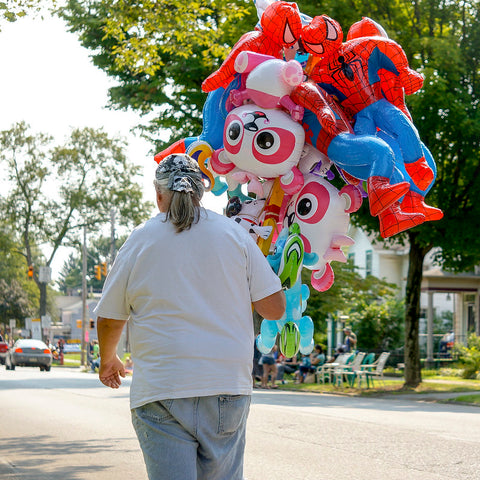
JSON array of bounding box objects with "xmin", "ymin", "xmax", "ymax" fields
[{"xmin": 0, "ymin": 12, "xmax": 223, "ymax": 281}]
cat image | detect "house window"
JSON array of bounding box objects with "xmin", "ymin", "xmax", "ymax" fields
[
  {"xmin": 348, "ymin": 252, "xmax": 355, "ymax": 263},
  {"xmin": 365, "ymin": 250, "xmax": 373, "ymax": 276},
  {"xmin": 468, "ymin": 304, "xmax": 475, "ymax": 332}
]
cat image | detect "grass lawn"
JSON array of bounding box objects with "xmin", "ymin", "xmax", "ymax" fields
[
  {"xmin": 53, "ymin": 355, "xmax": 480, "ymax": 405},
  {"xmin": 447, "ymin": 394, "xmax": 480, "ymax": 405},
  {"xmin": 53, "ymin": 353, "xmax": 81, "ymax": 367},
  {"xmin": 276, "ymin": 375, "xmax": 480, "ymax": 400}
]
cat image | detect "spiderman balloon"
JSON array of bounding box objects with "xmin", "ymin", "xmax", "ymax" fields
[{"xmin": 300, "ymin": 14, "xmax": 442, "ymax": 237}]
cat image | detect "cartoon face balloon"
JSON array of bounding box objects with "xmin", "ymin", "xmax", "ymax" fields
[
  {"xmin": 226, "ymin": 196, "xmax": 273, "ymax": 241},
  {"xmin": 209, "ymin": 105, "xmax": 305, "ymax": 194},
  {"xmin": 231, "ymin": 51, "xmax": 305, "ymax": 120},
  {"xmin": 216, "ymin": 104, "xmax": 305, "ymax": 176}
]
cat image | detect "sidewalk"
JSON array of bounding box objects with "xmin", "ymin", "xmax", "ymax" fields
[
  {"xmin": 380, "ymin": 377, "xmax": 480, "ymax": 404},
  {"xmin": 380, "ymin": 391, "xmax": 480, "ymax": 406}
]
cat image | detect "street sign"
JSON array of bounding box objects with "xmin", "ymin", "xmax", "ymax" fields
[
  {"xmin": 9, "ymin": 319, "xmax": 15, "ymax": 330},
  {"xmin": 39, "ymin": 266, "xmax": 52, "ymax": 283},
  {"xmin": 41, "ymin": 315, "xmax": 51, "ymax": 328},
  {"xmin": 31, "ymin": 318, "xmax": 41, "ymax": 340}
]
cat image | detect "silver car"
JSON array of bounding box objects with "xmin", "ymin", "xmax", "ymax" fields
[{"xmin": 5, "ymin": 339, "xmax": 53, "ymax": 371}]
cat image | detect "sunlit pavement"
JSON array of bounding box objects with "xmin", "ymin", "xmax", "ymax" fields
[{"xmin": 2, "ymin": 367, "xmax": 480, "ymax": 480}]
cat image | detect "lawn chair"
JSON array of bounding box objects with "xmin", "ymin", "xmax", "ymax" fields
[
  {"xmin": 358, "ymin": 352, "xmax": 391, "ymax": 388},
  {"xmin": 333, "ymin": 352, "xmax": 366, "ymax": 387},
  {"xmin": 362, "ymin": 352, "xmax": 376, "ymax": 366},
  {"xmin": 316, "ymin": 353, "xmax": 350, "ymax": 384}
]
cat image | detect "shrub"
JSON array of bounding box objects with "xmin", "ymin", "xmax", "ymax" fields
[
  {"xmin": 438, "ymin": 368, "xmax": 463, "ymax": 378},
  {"xmin": 455, "ymin": 334, "xmax": 480, "ymax": 379}
]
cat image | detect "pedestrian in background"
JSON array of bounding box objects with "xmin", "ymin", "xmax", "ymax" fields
[
  {"xmin": 89, "ymin": 340, "xmax": 100, "ymax": 372},
  {"xmin": 260, "ymin": 345, "xmax": 278, "ymax": 389},
  {"xmin": 344, "ymin": 326, "xmax": 357, "ymax": 353},
  {"xmin": 94, "ymin": 154, "xmax": 286, "ymax": 480}
]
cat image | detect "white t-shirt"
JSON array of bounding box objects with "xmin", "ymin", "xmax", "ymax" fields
[{"xmin": 94, "ymin": 208, "xmax": 281, "ymax": 408}]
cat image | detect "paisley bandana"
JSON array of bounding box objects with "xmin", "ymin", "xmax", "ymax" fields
[{"xmin": 156, "ymin": 154, "xmax": 204, "ymax": 196}]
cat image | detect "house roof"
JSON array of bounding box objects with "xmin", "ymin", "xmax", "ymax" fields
[
  {"xmin": 55, "ymin": 295, "xmax": 101, "ymax": 313},
  {"xmin": 55, "ymin": 296, "xmax": 82, "ymax": 310},
  {"xmin": 422, "ymin": 266, "xmax": 480, "ymax": 292}
]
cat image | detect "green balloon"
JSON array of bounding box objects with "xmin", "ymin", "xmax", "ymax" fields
[{"xmin": 279, "ymin": 321, "xmax": 300, "ymax": 358}]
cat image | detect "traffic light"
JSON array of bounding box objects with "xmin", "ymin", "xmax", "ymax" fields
[
  {"xmin": 28, "ymin": 265, "xmax": 34, "ymax": 279},
  {"xmin": 89, "ymin": 319, "xmax": 95, "ymax": 329},
  {"xmin": 101, "ymin": 262, "xmax": 107, "ymax": 277},
  {"xmin": 94, "ymin": 265, "xmax": 101, "ymax": 281}
]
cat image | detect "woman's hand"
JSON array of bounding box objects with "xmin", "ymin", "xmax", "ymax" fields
[{"xmin": 99, "ymin": 355, "xmax": 126, "ymax": 389}]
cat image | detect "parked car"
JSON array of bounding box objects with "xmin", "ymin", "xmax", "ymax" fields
[
  {"xmin": 0, "ymin": 334, "xmax": 8, "ymax": 365},
  {"xmin": 5, "ymin": 339, "xmax": 53, "ymax": 371}
]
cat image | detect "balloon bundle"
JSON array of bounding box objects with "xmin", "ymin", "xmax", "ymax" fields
[{"xmin": 154, "ymin": 1, "xmax": 443, "ymax": 357}]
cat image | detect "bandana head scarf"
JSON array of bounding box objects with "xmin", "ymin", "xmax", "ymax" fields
[{"xmin": 156, "ymin": 154, "xmax": 204, "ymax": 197}]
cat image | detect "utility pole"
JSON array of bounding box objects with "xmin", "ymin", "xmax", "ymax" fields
[
  {"xmin": 110, "ymin": 208, "xmax": 116, "ymax": 265},
  {"xmin": 81, "ymin": 223, "xmax": 88, "ymax": 367},
  {"xmin": 110, "ymin": 208, "xmax": 127, "ymax": 352}
]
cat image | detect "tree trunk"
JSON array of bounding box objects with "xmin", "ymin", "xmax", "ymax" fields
[
  {"xmin": 38, "ymin": 282, "xmax": 48, "ymax": 343},
  {"xmin": 404, "ymin": 232, "xmax": 429, "ymax": 388}
]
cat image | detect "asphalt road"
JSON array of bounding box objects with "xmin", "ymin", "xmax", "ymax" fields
[{"xmin": 1, "ymin": 367, "xmax": 479, "ymax": 480}]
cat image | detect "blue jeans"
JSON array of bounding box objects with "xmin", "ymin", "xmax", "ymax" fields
[
  {"xmin": 131, "ymin": 395, "xmax": 251, "ymax": 480},
  {"xmin": 90, "ymin": 358, "xmax": 100, "ymax": 372}
]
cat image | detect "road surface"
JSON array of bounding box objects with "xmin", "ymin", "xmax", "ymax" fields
[{"xmin": 1, "ymin": 367, "xmax": 479, "ymax": 479}]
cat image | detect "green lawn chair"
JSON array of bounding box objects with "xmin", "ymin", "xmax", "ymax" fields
[
  {"xmin": 335, "ymin": 352, "xmax": 366, "ymax": 387},
  {"xmin": 358, "ymin": 352, "xmax": 391, "ymax": 388}
]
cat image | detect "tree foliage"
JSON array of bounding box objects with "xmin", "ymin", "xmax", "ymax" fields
[
  {"xmin": 0, "ymin": 220, "xmax": 59, "ymax": 326},
  {"xmin": 56, "ymin": 253, "xmax": 83, "ymax": 296},
  {"xmin": 295, "ymin": 0, "xmax": 480, "ymax": 386},
  {"xmin": 305, "ymin": 262, "xmax": 404, "ymax": 352},
  {"xmin": 455, "ymin": 334, "xmax": 480, "ymax": 379},
  {"xmin": 0, "ymin": 0, "xmax": 47, "ymax": 24},
  {"xmin": 56, "ymin": 0, "xmax": 480, "ymax": 387},
  {"xmin": 0, "ymin": 278, "xmax": 34, "ymax": 324},
  {"xmin": 0, "ymin": 122, "xmax": 152, "ymax": 316},
  {"xmin": 58, "ymin": 0, "xmax": 257, "ymax": 150},
  {"xmin": 57, "ymin": 234, "xmax": 128, "ymax": 294}
]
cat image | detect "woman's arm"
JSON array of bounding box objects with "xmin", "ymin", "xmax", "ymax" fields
[{"xmin": 97, "ymin": 317, "xmax": 128, "ymax": 388}]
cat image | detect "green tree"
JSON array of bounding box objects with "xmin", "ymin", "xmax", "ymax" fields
[
  {"xmin": 0, "ymin": 227, "xmax": 37, "ymax": 301},
  {"xmin": 305, "ymin": 262, "xmax": 404, "ymax": 352},
  {"xmin": 57, "ymin": 234, "xmax": 128, "ymax": 294},
  {"xmin": 57, "ymin": 0, "xmax": 480, "ymax": 388},
  {"xmin": 455, "ymin": 334, "xmax": 480, "ymax": 379},
  {"xmin": 349, "ymin": 297, "xmax": 405, "ymax": 353},
  {"xmin": 0, "ymin": 222, "xmax": 61, "ymax": 328},
  {"xmin": 0, "ymin": 122, "xmax": 152, "ymax": 322},
  {"xmin": 0, "ymin": 279, "xmax": 35, "ymax": 327},
  {"xmin": 0, "ymin": 0, "xmax": 47, "ymax": 24},
  {"xmin": 57, "ymin": 0, "xmax": 257, "ymax": 150},
  {"xmin": 56, "ymin": 253, "xmax": 83, "ymax": 295},
  {"xmin": 317, "ymin": 0, "xmax": 480, "ymax": 387}
]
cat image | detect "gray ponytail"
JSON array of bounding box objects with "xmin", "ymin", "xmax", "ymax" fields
[{"xmin": 154, "ymin": 154, "xmax": 205, "ymax": 232}]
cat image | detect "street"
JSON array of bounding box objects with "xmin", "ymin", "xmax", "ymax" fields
[{"xmin": 1, "ymin": 367, "xmax": 479, "ymax": 480}]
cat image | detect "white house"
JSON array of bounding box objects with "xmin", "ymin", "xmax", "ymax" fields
[
  {"xmin": 55, "ymin": 295, "xmax": 100, "ymax": 343},
  {"xmin": 54, "ymin": 294, "xmax": 129, "ymax": 356},
  {"xmin": 347, "ymin": 226, "xmax": 480, "ymax": 360}
]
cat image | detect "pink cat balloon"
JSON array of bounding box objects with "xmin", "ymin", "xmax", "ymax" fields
[
  {"xmin": 283, "ymin": 154, "xmax": 363, "ymax": 291},
  {"xmin": 210, "ymin": 104, "xmax": 305, "ymax": 195}
]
